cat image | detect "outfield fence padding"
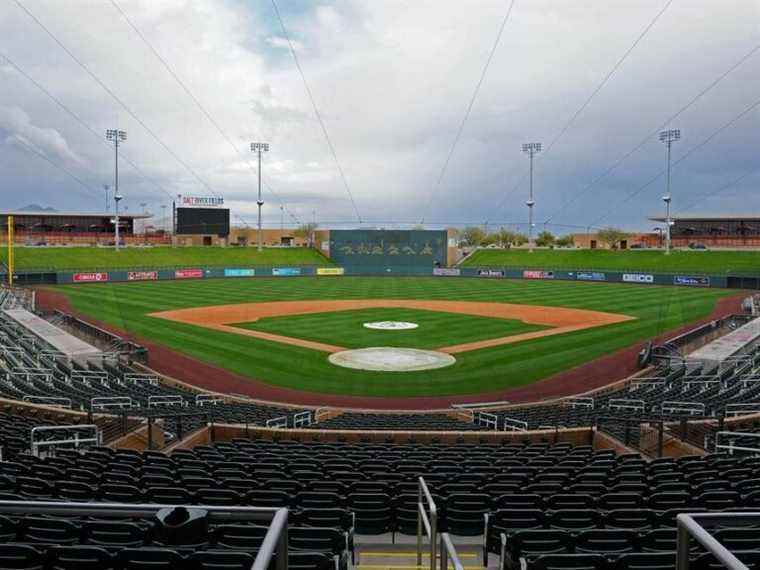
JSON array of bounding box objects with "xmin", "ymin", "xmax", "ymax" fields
[{"xmin": 2, "ymin": 261, "xmax": 743, "ymax": 290}]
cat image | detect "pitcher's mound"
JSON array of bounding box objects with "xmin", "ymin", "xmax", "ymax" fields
[
  {"xmin": 363, "ymin": 321, "xmax": 419, "ymax": 330},
  {"xmin": 328, "ymin": 347, "xmax": 456, "ymax": 372}
]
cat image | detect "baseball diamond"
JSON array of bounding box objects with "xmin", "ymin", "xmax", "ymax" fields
[{"xmin": 47, "ymin": 275, "xmax": 735, "ymax": 401}]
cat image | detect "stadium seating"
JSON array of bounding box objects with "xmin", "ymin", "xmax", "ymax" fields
[
  {"xmin": 316, "ymin": 412, "xmax": 481, "ymax": 431},
  {"xmin": 0, "ymin": 439, "xmax": 755, "ymax": 570},
  {"xmin": 0, "ymin": 310, "xmax": 308, "ymax": 449}
]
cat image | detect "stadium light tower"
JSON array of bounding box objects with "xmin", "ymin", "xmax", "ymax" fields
[
  {"xmin": 659, "ymin": 129, "xmax": 680, "ymax": 255},
  {"xmin": 106, "ymin": 129, "xmax": 126, "ymax": 251},
  {"xmin": 522, "ymin": 142, "xmax": 542, "ymax": 252},
  {"xmin": 113, "ymin": 193, "xmax": 123, "ymax": 251},
  {"xmin": 250, "ymin": 142, "xmax": 269, "ymax": 252},
  {"xmin": 103, "ymin": 185, "xmax": 110, "ymax": 212}
]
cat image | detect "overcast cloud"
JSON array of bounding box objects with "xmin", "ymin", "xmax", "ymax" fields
[{"xmin": 0, "ymin": 0, "xmax": 758, "ymax": 233}]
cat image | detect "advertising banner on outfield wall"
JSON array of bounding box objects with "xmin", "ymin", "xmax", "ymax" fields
[
  {"xmin": 272, "ymin": 267, "xmax": 302, "ymax": 277},
  {"xmin": 224, "ymin": 268, "xmax": 255, "ymax": 277},
  {"xmin": 127, "ymin": 271, "xmax": 158, "ymax": 281},
  {"xmin": 175, "ymin": 269, "xmax": 204, "ymax": 279},
  {"xmin": 675, "ymin": 275, "xmax": 710, "ymax": 287},
  {"xmin": 478, "ymin": 269, "xmax": 505, "ymax": 278},
  {"xmin": 623, "ymin": 273, "xmax": 655, "ymax": 284},
  {"xmin": 73, "ymin": 272, "xmax": 109, "ymax": 283},
  {"xmin": 523, "ymin": 270, "xmax": 555, "ymax": 280},
  {"xmin": 317, "ymin": 267, "xmax": 345, "ymax": 276},
  {"xmin": 576, "ymin": 272, "xmax": 607, "ymax": 282},
  {"xmin": 433, "ymin": 268, "xmax": 461, "ymax": 276}
]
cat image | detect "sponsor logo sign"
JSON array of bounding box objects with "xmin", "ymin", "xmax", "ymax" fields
[
  {"xmin": 433, "ymin": 268, "xmax": 461, "ymax": 276},
  {"xmin": 224, "ymin": 268, "xmax": 255, "ymax": 277},
  {"xmin": 73, "ymin": 272, "xmax": 109, "ymax": 283},
  {"xmin": 577, "ymin": 272, "xmax": 606, "ymax": 282},
  {"xmin": 523, "ymin": 270, "xmax": 555, "ymax": 280},
  {"xmin": 175, "ymin": 269, "xmax": 204, "ymax": 279},
  {"xmin": 272, "ymin": 267, "xmax": 302, "ymax": 277},
  {"xmin": 478, "ymin": 269, "xmax": 505, "ymax": 278},
  {"xmin": 623, "ymin": 273, "xmax": 654, "ymax": 284},
  {"xmin": 674, "ymin": 275, "xmax": 710, "ymax": 287},
  {"xmin": 317, "ymin": 267, "xmax": 345, "ymax": 276},
  {"xmin": 127, "ymin": 271, "xmax": 158, "ymax": 281},
  {"xmin": 180, "ymin": 195, "xmax": 224, "ymax": 207}
]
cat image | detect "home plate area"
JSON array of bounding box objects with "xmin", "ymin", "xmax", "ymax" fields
[{"xmin": 328, "ymin": 347, "xmax": 456, "ymax": 372}]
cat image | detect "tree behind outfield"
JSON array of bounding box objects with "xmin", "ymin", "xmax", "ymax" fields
[
  {"xmin": 495, "ymin": 228, "xmax": 516, "ymax": 248},
  {"xmin": 535, "ymin": 231, "xmax": 555, "ymax": 247},
  {"xmin": 295, "ymin": 223, "xmax": 318, "ymax": 247},
  {"xmin": 555, "ymin": 235, "xmax": 575, "ymax": 247},
  {"xmin": 597, "ymin": 227, "xmax": 629, "ymax": 250},
  {"xmin": 460, "ymin": 226, "xmax": 486, "ymax": 247}
]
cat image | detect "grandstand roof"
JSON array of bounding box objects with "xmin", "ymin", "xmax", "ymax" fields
[
  {"xmin": 1, "ymin": 210, "xmax": 152, "ymax": 219},
  {"xmin": 649, "ymin": 215, "xmax": 760, "ymax": 222}
]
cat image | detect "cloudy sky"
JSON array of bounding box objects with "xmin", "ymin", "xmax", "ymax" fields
[{"xmin": 0, "ymin": 0, "xmax": 758, "ymax": 233}]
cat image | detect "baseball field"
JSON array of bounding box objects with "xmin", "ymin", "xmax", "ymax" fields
[{"xmin": 49, "ymin": 275, "xmax": 737, "ymax": 401}]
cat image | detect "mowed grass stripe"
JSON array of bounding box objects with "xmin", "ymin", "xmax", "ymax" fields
[
  {"xmin": 55, "ymin": 277, "xmax": 734, "ymax": 397},
  {"xmin": 234, "ymin": 307, "xmax": 547, "ymax": 350}
]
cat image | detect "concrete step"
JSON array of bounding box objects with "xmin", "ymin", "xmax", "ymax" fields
[{"xmin": 355, "ymin": 542, "xmax": 490, "ymax": 570}]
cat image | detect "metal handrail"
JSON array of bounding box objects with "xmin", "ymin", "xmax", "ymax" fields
[
  {"xmin": 502, "ymin": 417, "xmax": 528, "ymax": 432},
  {"xmin": 258, "ymin": 507, "xmax": 289, "ymax": 570},
  {"xmin": 676, "ymin": 512, "xmax": 760, "ymax": 570},
  {"xmin": 30, "ymin": 424, "xmax": 100, "ymax": 457},
  {"xmin": 608, "ymin": 398, "xmax": 646, "ymax": 412},
  {"xmin": 715, "ymin": 431, "xmax": 760, "ymax": 455},
  {"xmin": 476, "ymin": 411, "xmax": 498, "ymax": 429},
  {"xmin": 0, "ymin": 501, "xmax": 288, "ymax": 570},
  {"xmin": 439, "ymin": 532, "xmax": 463, "ymax": 570},
  {"xmin": 91, "ymin": 396, "xmax": 133, "ymax": 410},
  {"xmin": 417, "ymin": 476, "xmax": 437, "ymax": 570},
  {"xmin": 293, "ymin": 411, "xmax": 313, "ymax": 428},
  {"xmin": 267, "ymin": 416, "xmax": 288, "ymax": 428}
]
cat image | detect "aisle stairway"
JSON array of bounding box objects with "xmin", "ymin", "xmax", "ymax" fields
[{"xmin": 355, "ymin": 541, "xmax": 491, "ymax": 570}]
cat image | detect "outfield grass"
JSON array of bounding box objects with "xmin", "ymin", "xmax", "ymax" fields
[
  {"xmin": 0, "ymin": 246, "xmax": 331, "ymax": 271},
  {"xmin": 54, "ymin": 276, "xmax": 735, "ymax": 397},
  {"xmin": 233, "ymin": 307, "xmax": 547, "ymax": 350},
  {"xmin": 464, "ymin": 248, "xmax": 760, "ymax": 275}
]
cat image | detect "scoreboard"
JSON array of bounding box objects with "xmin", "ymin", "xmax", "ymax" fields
[{"xmin": 175, "ymin": 207, "xmax": 230, "ymax": 236}]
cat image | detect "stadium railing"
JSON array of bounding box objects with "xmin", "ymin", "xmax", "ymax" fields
[
  {"xmin": 677, "ymin": 512, "xmax": 760, "ymax": 570},
  {"xmin": 0, "ymin": 500, "xmax": 289, "ymax": 570}
]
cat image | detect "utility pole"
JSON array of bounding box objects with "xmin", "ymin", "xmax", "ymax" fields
[{"xmin": 250, "ymin": 142, "xmax": 270, "ymax": 251}]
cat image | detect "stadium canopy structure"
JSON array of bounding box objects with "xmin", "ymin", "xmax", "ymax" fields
[
  {"xmin": 0, "ymin": 210, "xmax": 156, "ymax": 245},
  {"xmin": 649, "ymin": 214, "xmax": 760, "ymax": 247}
]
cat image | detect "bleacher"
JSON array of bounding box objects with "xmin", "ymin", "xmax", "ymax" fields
[
  {"xmin": 0, "ymin": 438, "xmax": 755, "ymax": 569},
  {"xmin": 0, "ymin": 306, "xmax": 308, "ymax": 450},
  {"xmin": 316, "ymin": 412, "xmax": 481, "ymax": 431}
]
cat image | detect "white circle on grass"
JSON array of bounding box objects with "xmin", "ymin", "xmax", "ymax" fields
[
  {"xmin": 363, "ymin": 321, "xmax": 419, "ymax": 330},
  {"xmin": 328, "ymin": 347, "xmax": 455, "ymax": 372}
]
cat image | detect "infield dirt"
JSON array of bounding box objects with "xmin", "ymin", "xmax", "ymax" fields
[{"xmin": 149, "ymin": 299, "xmax": 634, "ymax": 354}]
